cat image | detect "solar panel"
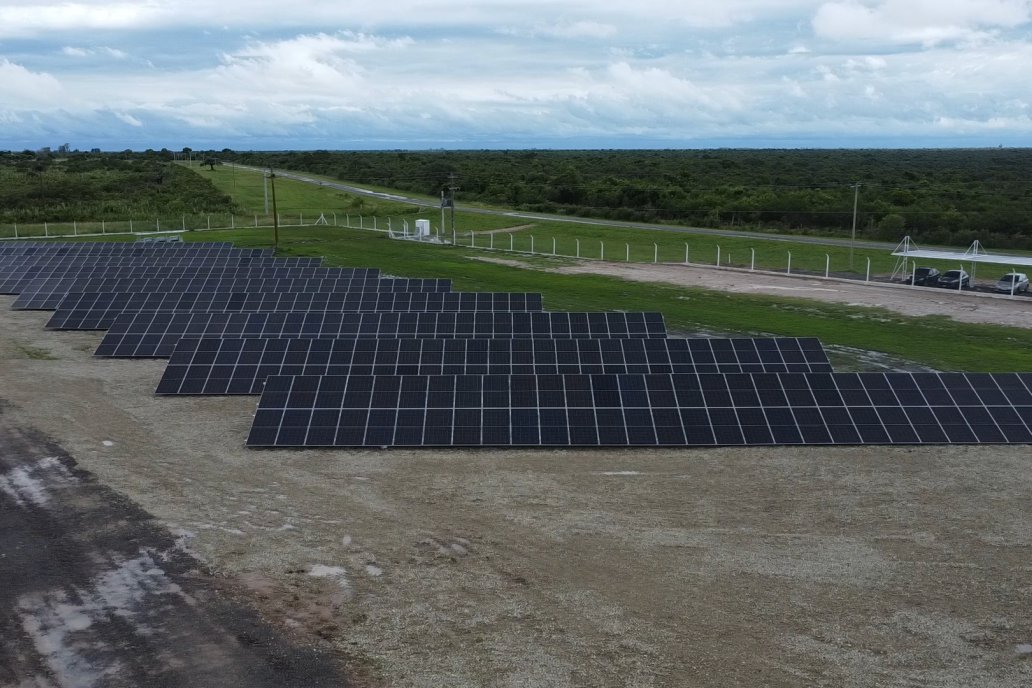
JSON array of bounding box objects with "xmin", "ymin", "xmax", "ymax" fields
[
  {"xmin": 156, "ymin": 336, "xmax": 833, "ymax": 395},
  {"xmin": 245, "ymin": 372, "xmax": 1032, "ymax": 447},
  {"xmin": 13, "ymin": 277, "xmax": 452, "ymax": 310},
  {"xmin": 47, "ymin": 291, "xmax": 544, "ymax": 330},
  {"xmin": 0, "ymin": 265, "xmax": 378, "ymax": 294},
  {"xmin": 96, "ymin": 311, "xmax": 669, "ymax": 358}
]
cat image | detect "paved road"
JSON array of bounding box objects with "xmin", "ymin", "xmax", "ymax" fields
[
  {"xmin": 225, "ymin": 164, "xmax": 900, "ymax": 250},
  {"xmin": 0, "ymin": 400, "xmax": 351, "ymax": 688}
]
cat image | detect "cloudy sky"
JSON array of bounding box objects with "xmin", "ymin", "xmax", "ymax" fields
[{"xmin": 1, "ymin": 0, "xmax": 1030, "ymax": 150}]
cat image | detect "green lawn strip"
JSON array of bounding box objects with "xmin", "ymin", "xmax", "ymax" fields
[{"xmin": 186, "ymin": 226, "xmax": 1032, "ymax": 372}]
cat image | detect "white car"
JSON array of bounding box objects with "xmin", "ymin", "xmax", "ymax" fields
[{"xmin": 995, "ymin": 272, "xmax": 1029, "ymax": 293}]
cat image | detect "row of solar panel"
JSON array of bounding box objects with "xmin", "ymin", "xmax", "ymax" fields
[
  {"xmin": 95, "ymin": 311, "xmax": 671, "ymax": 357},
  {"xmin": 246, "ymin": 372, "xmax": 1032, "ymax": 447},
  {"xmin": 0, "ymin": 240, "xmax": 236, "ymax": 253},
  {"xmin": 45, "ymin": 291, "xmax": 546, "ymax": 329},
  {"xmin": 156, "ymin": 336, "xmax": 833, "ymax": 394},
  {"xmin": 14, "ymin": 278, "xmax": 453, "ymax": 309},
  {"xmin": 0, "ymin": 266, "xmax": 382, "ymax": 294}
]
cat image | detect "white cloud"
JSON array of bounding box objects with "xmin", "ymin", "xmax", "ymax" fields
[
  {"xmin": 1, "ymin": 3, "xmax": 1031, "ymax": 147},
  {"xmin": 112, "ymin": 111, "xmax": 142, "ymax": 127},
  {"xmin": 0, "ymin": 59, "xmax": 63, "ymax": 107},
  {"xmin": 813, "ymin": 0, "xmax": 1032, "ymax": 46}
]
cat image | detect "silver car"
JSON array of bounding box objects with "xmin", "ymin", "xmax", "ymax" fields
[{"xmin": 995, "ymin": 273, "xmax": 1029, "ymax": 293}]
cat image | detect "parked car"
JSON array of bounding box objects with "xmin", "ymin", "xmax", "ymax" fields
[
  {"xmin": 936, "ymin": 269, "xmax": 970, "ymax": 289},
  {"xmin": 910, "ymin": 266, "xmax": 940, "ymax": 286},
  {"xmin": 995, "ymin": 272, "xmax": 1029, "ymax": 293}
]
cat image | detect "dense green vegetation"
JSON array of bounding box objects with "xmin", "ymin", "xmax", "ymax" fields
[
  {"xmin": 223, "ymin": 148, "xmax": 1032, "ymax": 249},
  {"xmin": 0, "ymin": 151, "xmax": 236, "ymax": 223}
]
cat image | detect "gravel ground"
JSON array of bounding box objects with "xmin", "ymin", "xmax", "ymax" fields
[
  {"xmin": 2, "ymin": 300, "xmax": 1031, "ymax": 687},
  {"xmin": 472, "ymin": 257, "xmax": 1032, "ymax": 329}
]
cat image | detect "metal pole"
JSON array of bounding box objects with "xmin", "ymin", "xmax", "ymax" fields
[
  {"xmin": 181, "ymin": 215, "xmax": 186, "ymax": 231},
  {"xmin": 510, "ymin": 234, "xmax": 514, "ymax": 251},
  {"xmin": 44, "ymin": 222, "xmax": 48, "ymax": 237},
  {"xmin": 269, "ymin": 172, "xmax": 280, "ymax": 255},
  {"xmin": 73, "ymin": 220, "xmax": 77, "ymax": 236},
  {"xmin": 751, "ymin": 248, "xmax": 755, "ymax": 271},
  {"xmin": 625, "ymin": 243, "xmax": 629, "ymax": 262},
  {"xmin": 600, "ymin": 241, "xmax": 604, "ymax": 261},
  {"xmin": 787, "ymin": 251, "xmax": 792, "ymax": 274},
  {"xmin": 263, "ymin": 173, "xmax": 269, "ymax": 214},
  {"xmin": 850, "ymin": 182, "xmax": 860, "ymax": 269},
  {"xmin": 654, "ymin": 243, "xmax": 658, "ymax": 264},
  {"xmin": 129, "ymin": 219, "xmax": 133, "ymax": 233},
  {"xmin": 1011, "ymin": 268, "xmax": 1016, "ymax": 295},
  {"xmin": 866, "ymin": 257, "xmax": 871, "ymax": 283},
  {"xmin": 552, "ymin": 237, "xmax": 556, "ymax": 255},
  {"xmin": 825, "ymin": 254, "xmax": 830, "ymax": 278},
  {"xmin": 716, "ymin": 245, "xmax": 720, "ymax": 266},
  {"xmin": 576, "ymin": 238, "xmax": 580, "ymax": 258},
  {"xmin": 684, "ymin": 243, "xmax": 689, "ymax": 265},
  {"xmin": 490, "ymin": 233, "xmax": 494, "ymax": 250},
  {"xmin": 207, "ymin": 216, "xmax": 210, "ymax": 230},
  {"xmin": 530, "ymin": 236, "xmax": 535, "ymax": 254}
]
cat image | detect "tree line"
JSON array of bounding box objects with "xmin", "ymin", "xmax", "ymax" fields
[
  {"xmin": 224, "ymin": 148, "xmax": 1032, "ymax": 249},
  {"xmin": 0, "ymin": 150, "xmax": 235, "ymax": 224}
]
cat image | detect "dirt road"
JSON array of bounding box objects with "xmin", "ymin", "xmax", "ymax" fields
[
  {"xmin": 556, "ymin": 260, "xmax": 1032, "ymax": 328},
  {"xmin": 2, "ymin": 300, "xmax": 1031, "ymax": 687}
]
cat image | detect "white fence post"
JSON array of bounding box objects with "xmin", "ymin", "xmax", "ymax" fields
[
  {"xmin": 787, "ymin": 251, "xmax": 792, "ymax": 275},
  {"xmin": 129, "ymin": 219, "xmax": 133, "ymax": 233},
  {"xmin": 510, "ymin": 234, "xmax": 514, "ymax": 251},
  {"xmin": 530, "ymin": 235, "xmax": 535, "ymax": 254},
  {"xmin": 866, "ymin": 257, "xmax": 871, "ymax": 283},
  {"xmin": 44, "ymin": 222, "xmax": 48, "ymax": 237},
  {"xmin": 825, "ymin": 254, "xmax": 830, "ymax": 278},
  {"xmin": 156, "ymin": 218, "xmax": 160, "ymax": 232},
  {"xmin": 684, "ymin": 243, "xmax": 689, "ymax": 265},
  {"xmin": 182, "ymin": 215, "xmax": 186, "ymax": 231},
  {"xmin": 600, "ymin": 241, "xmax": 604, "ymax": 261},
  {"xmin": 231, "ymin": 215, "xmax": 235, "ymax": 229},
  {"xmin": 576, "ymin": 238, "xmax": 580, "ymax": 258},
  {"xmin": 625, "ymin": 243, "xmax": 630, "ymax": 262},
  {"xmin": 207, "ymin": 216, "xmax": 211, "ymax": 230},
  {"xmin": 471, "ymin": 232, "xmax": 475, "ymax": 248},
  {"xmin": 73, "ymin": 220, "xmax": 77, "ymax": 236},
  {"xmin": 716, "ymin": 245, "xmax": 721, "ymax": 266},
  {"xmin": 490, "ymin": 233, "xmax": 494, "ymax": 250},
  {"xmin": 13, "ymin": 224, "xmax": 17, "ymax": 238},
  {"xmin": 552, "ymin": 237, "xmax": 556, "ymax": 255},
  {"xmin": 751, "ymin": 248, "xmax": 755, "ymax": 271}
]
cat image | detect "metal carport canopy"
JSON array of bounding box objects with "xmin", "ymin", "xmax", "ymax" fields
[{"xmin": 892, "ymin": 249, "xmax": 1032, "ymax": 268}]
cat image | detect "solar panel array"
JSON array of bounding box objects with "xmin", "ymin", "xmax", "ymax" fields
[
  {"xmin": 47, "ymin": 291, "xmax": 544, "ymax": 330},
  {"xmin": 246, "ymin": 372, "xmax": 1032, "ymax": 447},
  {"xmin": 96, "ymin": 311, "xmax": 668, "ymax": 358},
  {"xmin": 156, "ymin": 336, "xmax": 832, "ymax": 395},
  {"xmin": 2, "ymin": 239, "xmax": 1029, "ymax": 450},
  {"xmin": 14, "ymin": 277, "xmax": 451, "ymax": 309}
]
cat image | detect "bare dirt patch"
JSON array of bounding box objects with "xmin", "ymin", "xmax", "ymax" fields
[{"xmin": 1, "ymin": 299, "xmax": 1031, "ymax": 687}]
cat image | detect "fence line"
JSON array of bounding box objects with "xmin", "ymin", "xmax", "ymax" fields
[{"xmin": 3, "ymin": 212, "xmax": 881, "ymax": 282}]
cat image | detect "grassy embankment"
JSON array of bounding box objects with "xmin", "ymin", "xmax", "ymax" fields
[{"xmin": 184, "ymin": 166, "xmax": 1032, "ymax": 373}]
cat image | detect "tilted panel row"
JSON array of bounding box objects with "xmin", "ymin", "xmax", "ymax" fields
[
  {"xmin": 156, "ymin": 336, "xmax": 833, "ymax": 395},
  {"xmin": 13, "ymin": 277, "xmax": 453, "ymax": 310},
  {"xmin": 47, "ymin": 291, "xmax": 545, "ymax": 330},
  {"xmin": 246, "ymin": 372, "xmax": 1032, "ymax": 447},
  {"xmin": 96, "ymin": 311, "xmax": 669, "ymax": 358}
]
